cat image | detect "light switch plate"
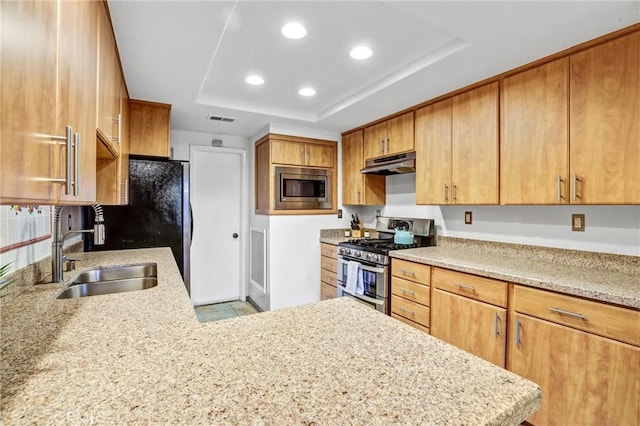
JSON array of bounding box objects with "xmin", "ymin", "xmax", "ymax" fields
[
  {"xmin": 572, "ymin": 213, "xmax": 585, "ymax": 231},
  {"xmin": 464, "ymin": 211, "xmax": 473, "ymax": 225},
  {"xmin": 337, "ymin": 209, "xmax": 342, "ymax": 219}
]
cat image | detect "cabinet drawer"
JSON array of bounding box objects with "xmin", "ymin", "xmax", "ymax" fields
[
  {"xmin": 513, "ymin": 285, "xmax": 640, "ymax": 346},
  {"xmin": 392, "ymin": 313, "xmax": 429, "ymax": 334},
  {"xmin": 320, "ymin": 242, "xmax": 338, "ymax": 259},
  {"xmin": 391, "ymin": 259, "xmax": 431, "ymax": 285},
  {"xmin": 321, "ymin": 268, "xmax": 337, "ymax": 288},
  {"xmin": 391, "ymin": 295, "xmax": 430, "ymax": 328},
  {"xmin": 321, "ymin": 281, "xmax": 336, "ymax": 301},
  {"xmin": 320, "ymin": 255, "xmax": 337, "ymax": 274},
  {"xmin": 391, "ymin": 276, "xmax": 430, "ymax": 306},
  {"xmin": 432, "ymin": 268, "xmax": 507, "ymax": 307}
]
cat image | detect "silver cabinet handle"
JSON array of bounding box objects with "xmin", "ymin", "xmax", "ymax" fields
[
  {"xmin": 300, "ymin": 147, "xmax": 305, "ymax": 165},
  {"xmin": 400, "ymin": 269, "xmax": 416, "ymax": 277},
  {"xmin": 306, "ymin": 146, "xmax": 310, "ymax": 165},
  {"xmin": 444, "ymin": 183, "xmax": 449, "ymax": 203},
  {"xmin": 455, "ymin": 282, "xmax": 476, "ymax": 292},
  {"xmin": 548, "ymin": 307, "xmax": 587, "ymax": 320},
  {"xmin": 494, "ymin": 312, "xmax": 500, "ymax": 338},
  {"xmin": 357, "ymin": 190, "xmax": 361, "ymax": 204},
  {"xmin": 399, "ymin": 306, "xmax": 415, "ymax": 316},
  {"xmin": 514, "ymin": 318, "xmax": 521, "ymax": 347},
  {"xmin": 572, "ymin": 173, "xmax": 581, "ymax": 201},
  {"xmin": 49, "ymin": 125, "xmax": 73, "ymax": 194},
  {"xmin": 399, "ymin": 287, "xmax": 415, "ymax": 297},
  {"xmin": 452, "ymin": 183, "xmax": 457, "ymax": 203},
  {"xmin": 120, "ymin": 180, "xmax": 128, "ymax": 203},
  {"xmin": 386, "ymin": 138, "xmax": 390, "ymax": 153},
  {"xmin": 557, "ymin": 174, "xmax": 564, "ymax": 201},
  {"xmin": 379, "ymin": 139, "xmax": 384, "ymax": 154},
  {"xmin": 73, "ymin": 133, "xmax": 80, "ymax": 196}
]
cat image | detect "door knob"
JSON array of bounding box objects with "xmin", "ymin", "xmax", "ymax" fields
[{"xmin": 232, "ymin": 233, "xmax": 239, "ymax": 239}]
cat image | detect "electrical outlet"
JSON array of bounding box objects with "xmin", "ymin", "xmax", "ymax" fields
[
  {"xmin": 376, "ymin": 210, "xmax": 381, "ymax": 217},
  {"xmin": 337, "ymin": 209, "xmax": 342, "ymax": 219},
  {"xmin": 464, "ymin": 211, "xmax": 473, "ymax": 225},
  {"xmin": 572, "ymin": 214, "xmax": 585, "ymax": 231}
]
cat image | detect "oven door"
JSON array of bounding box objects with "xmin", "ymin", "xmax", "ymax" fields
[{"xmin": 337, "ymin": 257, "xmax": 388, "ymax": 313}]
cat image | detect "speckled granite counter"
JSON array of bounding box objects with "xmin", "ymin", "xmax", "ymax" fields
[
  {"xmin": 1, "ymin": 247, "xmax": 541, "ymax": 425},
  {"xmin": 391, "ymin": 240, "xmax": 640, "ymax": 309}
]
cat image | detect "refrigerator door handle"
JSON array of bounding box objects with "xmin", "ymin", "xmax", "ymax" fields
[{"xmin": 189, "ymin": 202, "xmax": 194, "ymax": 247}]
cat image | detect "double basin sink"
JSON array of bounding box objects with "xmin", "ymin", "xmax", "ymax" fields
[{"xmin": 56, "ymin": 263, "xmax": 158, "ymax": 299}]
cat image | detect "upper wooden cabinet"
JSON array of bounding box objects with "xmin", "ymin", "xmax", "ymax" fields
[
  {"xmin": 118, "ymin": 82, "xmax": 130, "ymax": 205},
  {"xmin": 363, "ymin": 112, "xmax": 414, "ymax": 159},
  {"xmin": 500, "ymin": 58, "xmax": 569, "ymax": 204},
  {"xmin": 1, "ymin": 0, "xmax": 100, "ymax": 205},
  {"xmin": 97, "ymin": 3, "xmax": 121, "ymax": 152},
  {"xmin": 128, "ymin": 100, "xmax": 172, "ymax": 158},
  {"xmin": 570, "ymin": 31, "xmax": 640, "ymax": 204},
  {"xmin": 255, "ymin": 134, "xmax": 337, "ymax": 215},
  {"xmin": 271, "ymin": 138, "xmax": 334, "ymax": 168},
  {"xmin": 341, "ymin": 130, "xmax": 385, "ymax": 206},
  {"xmin": 416, "ymin": 83, "xmax": 499, "ymax": 205}
]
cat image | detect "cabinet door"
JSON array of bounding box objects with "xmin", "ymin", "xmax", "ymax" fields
[
  {"xmin": 452, "ymin": 82, "xmax": 499, "ymax": 204},
  {"xmin": 1, "ymin": 0, "xmax": 57, "ymax": 203},
  {"xmin": 501, "ymin": 58, "xmax": 569, "ymax": 204},
  {"xmin": 415, "ymin": 99, "xmax": 452, "ymax": 205},
  {"xmin": 570, "ymin": 31, "xmax": 640, "ymax": 204},
  {"xmin": 363, "ymin": 121, "xmax": 387, "ymax": 159},
  {"xmin": 386, "ymin": 112, "xmax": 414, "ymax": 155},
  {"xmin": 342, "ymin": 131, "xmax": 384, "ymax": 205},
  {"xmin": 56, "ymin": 0, "xmax": 98, "ymax": 204},
  {"xmin": 97, "ymin": 5, "xmax": 118, "ymax": 147},
  {"xmin": 509, "ymin": 313, "xmax": 640, "ymax": 425},
  {"xmin": 431, "ymin": 289, "xmax": 506, "ymax": 367},
  {"xmin": 118, "ymin": 80, "xmax": 130, "ymax": 205},
  {"xmin": 271, "ymin": 140, "xmax": 306, "ymax": 166},
  {"xmin": 128, "ymin": 100, "xmax": 171, "ymax": 158},
  {"xmin": 305, "ymin": 143, "xmax": 334, "ymax": 168}
]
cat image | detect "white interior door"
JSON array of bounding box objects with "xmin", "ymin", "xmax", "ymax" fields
[{"xmin": 190, "ymin": 147, "xmax": 244, "ymax": 305}]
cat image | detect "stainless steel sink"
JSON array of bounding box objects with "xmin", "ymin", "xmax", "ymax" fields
[
  {"xmin": 56, "ymin": 263, "xmax": 158, "ymax": 299},
  {"xmin": 56, "ymin": 277, "xmax": 158, "ymax": 299},
  {"xmin": 69, "ymin": 263, "xmax": 157, "ymax": 284}
]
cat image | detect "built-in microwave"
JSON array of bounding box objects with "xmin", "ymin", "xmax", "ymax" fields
[{"xmin": 274, "ymin": 166, "xmax": 332, "ymax": 210}]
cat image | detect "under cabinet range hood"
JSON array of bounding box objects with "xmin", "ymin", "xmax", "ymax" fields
[{"xmin": 360, "ymin": 151, "xmax": 416, "ymax": 175}]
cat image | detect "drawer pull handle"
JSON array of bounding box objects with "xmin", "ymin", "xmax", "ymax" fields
[
  {"xmin": 548, "ymin": 307, "xmax": 587, "ymax": 320},
  {"xmin": 515, "ymin": 318, "xmax": 522, "ymax": 347},
  {"xmin": 494, "ymin": 312, "xmax": 500, "ymax": 338},
  {"xmin": 399, "ymin": 288, "xmax": 415, "ymax": 297},
  {"xmin": 455, "ymin": 283, "xmax": 476, "ymax": 292},
  {"xmin": 400, "ymin": 269, "xmax": 416, "ymax": 277},
  {"xmin": 399, "ymin": 307, "xmax": 415, "ymax": 316}
]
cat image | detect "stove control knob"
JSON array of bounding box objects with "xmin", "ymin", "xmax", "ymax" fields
[
  {"xmin": 371, "ymin": 254, "xmax": 378, "ymax": 262},
  {"xmin": 338, "ymin": 248, "xmax": 344, "ymax": 255},
  {"xmin": 345, "ymin": 249, "xmax": 351, "ymax": 255},
  {"xmin": 354, "ymin": 251, "xmax": 362, "ymax": 258},
  {"xmin": 365, "ymin": 253, "xmax": 372, "ymax": 260}
]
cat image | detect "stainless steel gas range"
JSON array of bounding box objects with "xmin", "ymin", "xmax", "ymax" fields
[{"xmin": 336, "ymin": 217, "xmax": 435, "ymax": 314}]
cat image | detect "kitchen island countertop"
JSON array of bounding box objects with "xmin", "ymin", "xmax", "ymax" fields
[{"xmin": 1, "ymin": 247, "xmax": 541, "ymax": 425}]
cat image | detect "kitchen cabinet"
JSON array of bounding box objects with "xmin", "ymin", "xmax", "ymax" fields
[
  {"xmin": 96, "ymin": 3, "xmax": 121, "ymax": 153},
  {"xmin": 129, "ymin": 99, "xmax": 172, "ymax": 158},
  {"xmin": 271, "ymin": 138, "xmax": 334, "ymax": 168},
  {"xmin": 508, "ymin": 285, "xmax": 640, "ymax": 425},
  {"xmin": 255, "ymin": 133, "xmax": 337, "ymax": 215},
  {"xmin": 363, "ymin": 112, "xmax": 414, "ymax": 160},
  {"xmin": 415, "ymin": 83, "xmax": 499, "ymax": 205},
  {"xmin": 341, "ymin": 130, "xmax": 385, "ymax": 206},
  {"xmin": 570, "ymin": 30, "xmax": 640, "ymax": 204},
  {"xmin": 1, "ymin": 0, "xmax": 100, "ymax": 205},
  {"xmin": 320, "ymin": 243, "xmax": 338, "ymax": 300},
  {"xmin": 431, "ymin": 267, "xmax": 507, "ymax": 367},
  {"xmin": 500, "ymin": 58, "xmax": 569, "ymax": 204},
  {"xmin": 118, "ymin": 82, "xmax": 130, "ymax": 205},
  {"xmin": 390, "ymin": 259, "xmax": 431, "ymax": 333}
]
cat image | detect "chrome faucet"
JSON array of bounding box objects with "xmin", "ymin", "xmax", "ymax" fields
[{"xmin": 52, "ymin": 204, "xmax": 105, "ymax": 283}]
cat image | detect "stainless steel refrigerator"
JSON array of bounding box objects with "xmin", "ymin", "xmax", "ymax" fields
[{"xmin": 84, "ymin": 158, "xmax": 191, "ymax": 293}]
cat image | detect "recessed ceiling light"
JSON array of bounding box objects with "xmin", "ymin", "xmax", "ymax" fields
[
  {"xmin": 298, "ymin": 87, "xmax": 316, "ymax": 97},
  {"xmin": 281, "ymin": 22, "xmax": 307, "ymax": 39},
  {"xmin": 350, "ymin": 46, "xmax": 372, "ymax": 60},
  {"xmin": 245, "ymin": 75, "xmax": 264, "ymax": 86}
]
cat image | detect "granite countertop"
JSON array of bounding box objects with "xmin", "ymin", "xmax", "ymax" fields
[
  {"xmin": 1, "ymin": 247, "xmax": 541, "ymax": 425},
  {"xmin": 391, "ymin": 245, "xmax": 640, "ymax": 310}
]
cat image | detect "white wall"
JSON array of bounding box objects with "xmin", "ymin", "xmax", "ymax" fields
[
  {"xmin": 171, "ymin": 129, "xmax": 249, "ymax": 161},
  {"xmin": 361, "ymin": 174, "xmax": 640, "ymax": 256}
]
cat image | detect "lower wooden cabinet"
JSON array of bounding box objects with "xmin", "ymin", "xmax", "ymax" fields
[
  {"xmin": 320, "ymin": 242, "xmax": 338, "ymax": 301},
  {"xmin": 390, "ymin": 259, "xmax": 431, "ymax": 333},
  {"xmin": 509, "ymin": 313, "xmax": 639, "ymax": 425}
]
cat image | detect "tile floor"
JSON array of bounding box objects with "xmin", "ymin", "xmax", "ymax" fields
[{"xmin": 194, "ymin": 300, "xmax": 259, "ymax": 323}]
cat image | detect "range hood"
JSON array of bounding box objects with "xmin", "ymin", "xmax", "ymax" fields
[{"xmin": 360, "ymin": 151, "xmax": 416, "ymax": 175}]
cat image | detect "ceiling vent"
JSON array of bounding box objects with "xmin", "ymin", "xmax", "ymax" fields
[{"xmin": 206, "ymin": 114, "xmax": 235, "ymax": 123}]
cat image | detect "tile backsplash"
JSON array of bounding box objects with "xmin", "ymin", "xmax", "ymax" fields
[{"xmin": 0, "ymin": 205, "xmax": 53, "ymax": 273}]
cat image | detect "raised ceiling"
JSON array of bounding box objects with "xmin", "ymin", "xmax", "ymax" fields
[{"xmin": 109, "ymin": 1, "xmax": 639, "ymax": 137}]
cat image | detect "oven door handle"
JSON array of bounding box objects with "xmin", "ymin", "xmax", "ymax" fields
[
  {"xmin": 337, "ymin": 258, "xmax": 385, "ymax": 274},
  {"xmin": 338, "ymin": 283, "xmax": 384, "ymax": 306}
]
